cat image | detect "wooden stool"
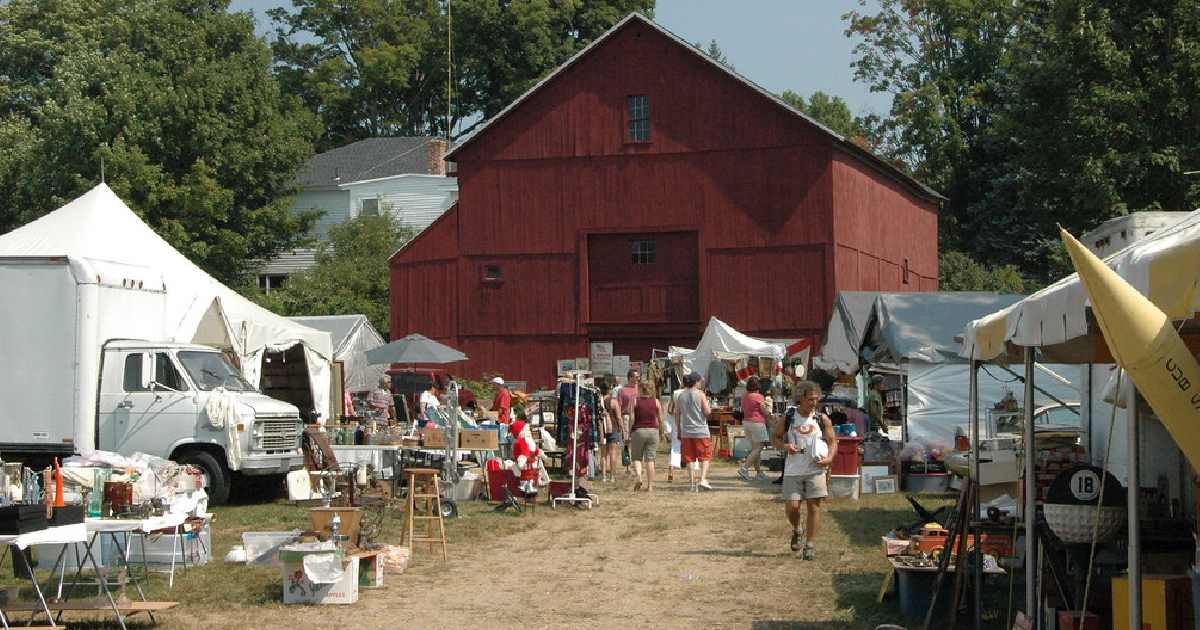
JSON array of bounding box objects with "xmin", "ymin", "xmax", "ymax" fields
[{"xmin": 402, "ymin": 467, "xmax": 447, "ymax": 562}]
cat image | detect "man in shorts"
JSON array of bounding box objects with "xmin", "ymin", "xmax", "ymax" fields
[
  {"xmin": 674, "ymin": 371, "xmax": 714, "ymax": 491},
  {"xmin": 771, "ymin": 380, "xmax": 837, "ymax": 560}
]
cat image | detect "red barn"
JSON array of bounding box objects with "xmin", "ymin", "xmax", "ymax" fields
[{"xmin": 389, "ymin": 13, "xmax": 942, "ymax": 388}]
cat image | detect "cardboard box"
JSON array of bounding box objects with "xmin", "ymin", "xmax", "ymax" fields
[
  {"xmin": 423, "ymin": 428, "xmax": 447, "ymax": 448},
  {"xmin": 350, "ymin": 551, "xmax": 384, "ymax": 589},
  {"xmin": 459, "ymin": 429, "xmax": 499, "ymax": 450},
  {"xmin": 281, "ymin": 552, "xmax": 359, "ymax": 605}
]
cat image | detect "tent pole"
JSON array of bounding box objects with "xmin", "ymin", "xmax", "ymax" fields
[
  {"xmin": 1023, "ymin": 347, "xmax": 1037, "ymax": 623},
  {"xmin": 1127, "ymin": 380, "xmax": 1142, "ymax": 628},
  {"xmin": 970, "ymin": 358, "xmax": 982, "ymax": 630}
]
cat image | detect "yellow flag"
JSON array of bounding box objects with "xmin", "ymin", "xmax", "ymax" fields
[{"xmin": 1061, "ymin": 227, "xmax": 1200, "ymax": 471}]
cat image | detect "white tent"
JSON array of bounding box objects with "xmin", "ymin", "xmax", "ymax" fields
[
  {"xmin": 0, "ymin": 184, "xmax": 333, "ymax": 419},
  {"xmin": 860, "ymin": 292, "xmax": 1080, "ymax": 447},
  {"xmin": 672, "ymin": 317, "xmax": 786, "ymax": 382},
  {"xmin": 290, "ymin": 315, "xmax": 387, "ymax": 420}
]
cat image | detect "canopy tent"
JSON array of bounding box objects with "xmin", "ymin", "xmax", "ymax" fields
[
  {"xmin": 290, "ymin": 315, "xmax": 386, "ymax": 393},
  {"xmin": 0, "ymin": 184, "xmax": 333, "ymax": 420},
  {"xmin": 859, "ymin": 292, "xmax": 1079, "ymax": 446},
  {"xmin": 669, "ymin": 317, "xmax": 786, "ymax": 382},
  {"xmin": 816, "ymin": 291, "xmax": 879, "ymax": 372},
  {"xmin": 962, "ymin": 209, "xmax": 1200, "ymax": 363}
]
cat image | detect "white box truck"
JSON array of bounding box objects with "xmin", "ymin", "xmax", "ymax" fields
[{"xmin": 0, "ymin": 256, "xmax": 304, "ymax": 503}]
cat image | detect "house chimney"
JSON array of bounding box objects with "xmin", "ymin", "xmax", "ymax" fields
[{"xmin": 425, "ymin": 139, "xmax": 447, "ymax": 175}]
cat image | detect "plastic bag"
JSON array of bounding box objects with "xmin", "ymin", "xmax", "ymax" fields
[{"xmin": 622, "ymin": 444, "xmax": 631, "ymax": 467}]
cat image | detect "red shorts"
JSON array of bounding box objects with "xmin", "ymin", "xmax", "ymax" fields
[{"xmin": 681, "ymin": 437, "xmax": 713, "ymax": 464}]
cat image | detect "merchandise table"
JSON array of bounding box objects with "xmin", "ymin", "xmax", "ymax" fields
[
  {"xmin": 330, "ymin": 444, "xmax": 403, "ymax": 480},
  {"xmin": 50, "ymin": 515, "xmax": 189, "ymax": 629},
  {"xmin": 0, "ymin": 522, "xmax": 89, "ymax": 628}
]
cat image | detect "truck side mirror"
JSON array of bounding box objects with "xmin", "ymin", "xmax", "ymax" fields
[{"xmin": 140, "ymin": 354, "xmax": 154, "ymax": 390}]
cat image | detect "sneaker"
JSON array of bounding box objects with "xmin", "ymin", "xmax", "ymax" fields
[
  {"xmin": 756, "ymin": 471, "xmax": 768, "ymax": 481},
  {"xmin": 737, "ymin": 467, "xmax": 750, "ymax": 481},
  {"xmin": 790, "ymin": 530, "xmax": 802, "ymax": 552},
  {"xmin": 802, "ymin": 543, "xmax": 816, "ymax": 560},
  {"xmin": 698, "ymin": 480, "xmax": 713, "ymax": 491}
]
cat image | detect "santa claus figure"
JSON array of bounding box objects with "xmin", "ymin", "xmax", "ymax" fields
[{"xmin": 510, "ymin": 419, "xmax": 543, "ymax": 496}]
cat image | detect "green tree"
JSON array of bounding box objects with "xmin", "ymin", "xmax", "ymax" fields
[
  {"xmin": 777, "ymin": 89, "xmax": 869, "ymax": 143},
  {"xmin": 251, "ymin": 213, "xmax": 417, "ymax": 337},
  {"xmin": 845, "ymin": 0, "xmax": 1200, "ymax": 283},
  {"xmin": 270, "ymin": 0, "xmax": 655, "ymax": 147},
  {"xmin": 0, "ymin": 0, "xmax": 320, "ymax": 285},
  {"xmin": 938, "ymin": 251, "xmax": 1026, "ymax": 293},
  {"xmin": 695, "ymin": 38, "xmax": 734, "ymax": 70}
]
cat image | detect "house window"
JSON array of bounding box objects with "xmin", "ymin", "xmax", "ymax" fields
[
  {"xmin": 631, "ymin": 239, "xmax": 656, "ymax": 264},
  {"xmin": 258, "ymin": 274, "xmax": 288, "ymax": 293},
  {"xmin": 483, "ymin": 264, "xmax": 502, "ymax": 282},
  {"xmin": 627, "ymin": 95, "xmax": 650, "ymax": 142},
  {"xmin": 360, "ymin": 197, "xmax": 380, "ymax": 216}
]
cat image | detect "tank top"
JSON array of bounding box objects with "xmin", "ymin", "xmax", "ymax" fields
[
  {"xmin": 742, "ymin": 392, "xmax": 766, "ymax": 423},
  {"xmin": 677, "ymin": 388, "xmax": 711, "ymax": 438},
  {"xmin": 783, "ymin": 412, "xmax": 829, "ymax": 477},
  {"xmin": 631, "ymin": 396, "xmax": 659, "ymax": 430}
]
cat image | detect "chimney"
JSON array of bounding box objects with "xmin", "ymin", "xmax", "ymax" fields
[{"xmin": 425, "ymin": 139, "xmax": 447, "ymax": 175}]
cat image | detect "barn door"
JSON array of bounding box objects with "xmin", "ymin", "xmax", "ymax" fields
[{"xmin": 587, "ymin": 232, "xmax": 698, "ymax": 323}]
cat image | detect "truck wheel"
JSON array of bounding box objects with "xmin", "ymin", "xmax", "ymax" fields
[{"xmin": 177, "ymin": 450, "xmax": 231, "ymax": 505}]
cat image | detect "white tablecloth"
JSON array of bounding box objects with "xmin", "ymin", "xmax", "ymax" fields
[
  {"xmin": 86, "ymin": 512, "xmax": 186, "ymax": 534},
  {"xmin": 0, "ymin": 523, "xmax": 88, "ymax": 550}
]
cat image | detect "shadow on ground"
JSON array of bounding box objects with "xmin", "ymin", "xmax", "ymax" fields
[{"xmin": 827, "ymin": 508, "xmax": 919, "ymax": 548}]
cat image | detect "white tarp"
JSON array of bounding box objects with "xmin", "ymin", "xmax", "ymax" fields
[
  {"xmin": 962, "ymin": 209, "xmax": 1200, "ymax": 360},
  {"xmin": 290, "ymin": 315, "xmax": 387, "ymax": 393},
  {"xmin": 673, "ymin": 317, "xmax": 785, "ymax": 381},
  {"xmin": 904, "ymin": 362, "xmax": 1080, "ymax": 447},
  {"xmin": 0, "ymin": 184, "xmax": 333, "ymax": 418}
]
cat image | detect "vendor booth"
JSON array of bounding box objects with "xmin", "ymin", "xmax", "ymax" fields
[
  {"xmin": 961, "ymin": 210, "xmax": 1200, "ymax": 629},
  {"xmin": 816, "ymin": 290, "xmax": 880, "ymax": 374},
  {"xmin": 290, "ymin": 315, "xmax": 388, "ymax": 422},
  {"xmin": 858, "ymin": 292, "xmax": 1080, "ymax": 449},
  {"xmin": 0, "ymin": 184, "xmax": 334, "ymax": 422}
]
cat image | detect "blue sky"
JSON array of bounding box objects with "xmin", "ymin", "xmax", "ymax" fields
[{"xmin": 229, "ymin": 0, "xmax": 890, "ymax": 116}]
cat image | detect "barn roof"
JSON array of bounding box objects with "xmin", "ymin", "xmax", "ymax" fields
[{"xmin": 445, "ymin": 13, "xmax": 944, "ymax": 203}]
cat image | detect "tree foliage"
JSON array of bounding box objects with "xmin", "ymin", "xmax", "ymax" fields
[
  {"xmin": 250, "ymin": 214, "xmax": 417, "ymax": 338},
  {"xmin": 695, "ymin": 38, "xmax": 734, "ymax": 70},
  {"xmin": 778, "ymin": 89, "xmax": 868, "ymax": 142},
  {"xmin": 270, "ymin": 0, "xmax": 655, "ymax": 148},
  {"xmin": 0, "ymin": 0, "xmax": 321, "ymax": 285},
  {"xmin": 845, "ymin": 0, "xmax": 1200, "ymax": 283},
  {"xmin": 938, "ymin": 251, "xmax": 1026, "ymax": 293}
]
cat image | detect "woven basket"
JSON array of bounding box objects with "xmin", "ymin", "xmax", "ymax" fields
[{"xmin": 1043, "ymin": 503, "xmax": 1125, "ymax": 544}]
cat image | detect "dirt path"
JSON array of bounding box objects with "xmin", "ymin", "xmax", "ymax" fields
[{"xmin": 158, "ymin": 463, "xmax": 901, "ymax": 630}]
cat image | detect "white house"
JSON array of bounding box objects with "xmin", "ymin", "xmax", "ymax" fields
[{"xmin": 257, "ymin": 137, "xmax": 459, "ymax": 290}]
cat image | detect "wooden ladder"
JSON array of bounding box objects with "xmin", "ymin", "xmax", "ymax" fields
[{"xmin": 402, "ymin": 467, "xmax": 448, "ymax": 562}]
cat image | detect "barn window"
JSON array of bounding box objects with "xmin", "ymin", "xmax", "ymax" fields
[
  {"xmin": 483, "ymin": 264, "xmax": 502, "ymax": 282},
  {"xmin": 631, "ymin": 239, "xmax": 656, "ymax": 264},
  {"xmin": 627, "ymin": 95, "xmax": 650, "ymax": 142}
]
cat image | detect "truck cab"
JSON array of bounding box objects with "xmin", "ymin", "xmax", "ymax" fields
[{"xmin": 98, "ymin": 341, "xmax": 304, "ymax": 503}]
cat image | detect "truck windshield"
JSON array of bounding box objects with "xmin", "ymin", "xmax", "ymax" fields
[{"xmin": 177, "ymin": 351, "xmax": 256, "ymax": 392}]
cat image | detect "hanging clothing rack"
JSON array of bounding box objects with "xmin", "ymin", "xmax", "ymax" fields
[{"xmin": 554, "ymin": 371, "xmax": 595, "ymax": 510}]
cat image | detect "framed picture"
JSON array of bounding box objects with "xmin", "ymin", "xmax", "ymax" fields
[{"xmin": 874, "ymin": 475, "xmax": 899, "ymax": 494}]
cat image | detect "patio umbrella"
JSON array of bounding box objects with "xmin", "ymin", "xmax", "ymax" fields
[{"xmin": 365, "ymin": 333, "xmax": 468, "ymax": 365}]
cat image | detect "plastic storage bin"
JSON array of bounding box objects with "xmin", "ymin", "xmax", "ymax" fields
[
  {"xmin": 829, "ymin": 474, "xmax": 861, "ymax": 501},
  {"xmin": 904, "ymin": 472, "xmax": 951, "ymax": 493},
  {"xmin": 243, "ymin": 530, "xmax": 301, "ymax": 566}
]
